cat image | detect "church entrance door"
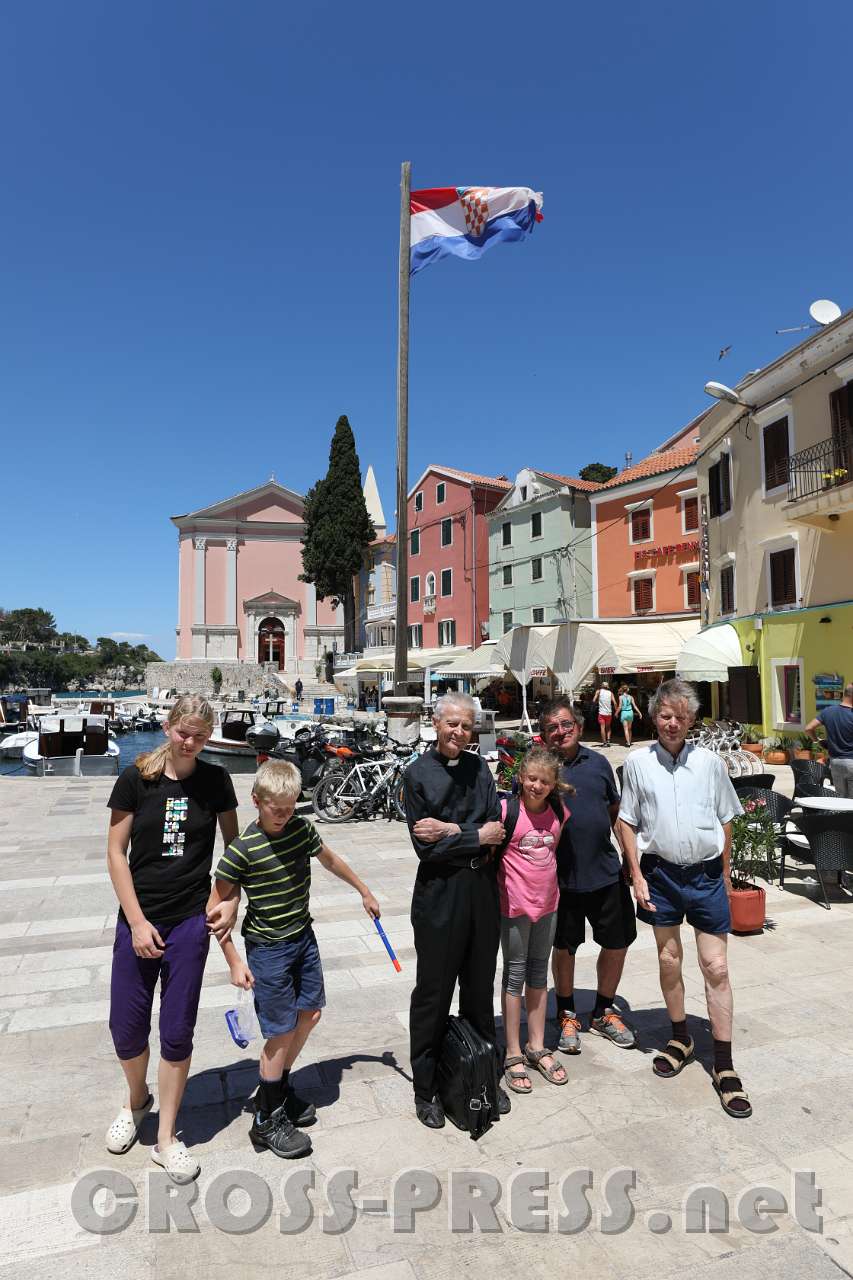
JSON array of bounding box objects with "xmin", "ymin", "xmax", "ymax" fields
[{"xmin": 257, "ymin": 617, "xmax": 285, "ymax": 669}]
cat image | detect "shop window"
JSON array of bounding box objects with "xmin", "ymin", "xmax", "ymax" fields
[{"xmin": 782, "ymin": 664, "xmax": 801, "ymax": 723}]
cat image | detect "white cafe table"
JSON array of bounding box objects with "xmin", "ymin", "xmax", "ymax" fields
[{"xmin": 795, "ymin": 796, "xmax": 853, "ymax": 812}]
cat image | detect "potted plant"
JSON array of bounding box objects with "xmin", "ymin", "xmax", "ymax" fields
[
  {"xmin": 762, "ymin": 736, "xmax": 789, "ymax": 765},
  {"xmin": 812, "ymin": 737, "xmax": 830, "ymax": 764},
  {"xmin": 728, "ymin": 798, "xmax": 778, "ymax": 933},
  {"xmin": 740, "ymin": 724, "xmax": 764, "ymax": 756},
  {"xmin": 210, "ymin": 666, "xmax": 223, "ymax": 696},
  {"xmin": 792, "ymin": 732, "xmax": 814, "ymax": 761}
]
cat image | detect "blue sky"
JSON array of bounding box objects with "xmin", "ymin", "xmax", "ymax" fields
[{"xmin": 3, "ymin": 1, "xmax": 851, "ymax": 660}]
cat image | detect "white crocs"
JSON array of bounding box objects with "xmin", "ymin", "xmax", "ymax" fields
[
  {"xmin": 105, "ymin": 1094, "xmax": 154, "ymax": 1154},
  {"xmin": 151, "ymin": 1140, "xmax": 200, "ymax": 1185}
]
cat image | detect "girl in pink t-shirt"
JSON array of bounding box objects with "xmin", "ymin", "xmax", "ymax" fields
[{"xmin": 499, "ymin": 748, "xmax": 573, "ymax": 1093}]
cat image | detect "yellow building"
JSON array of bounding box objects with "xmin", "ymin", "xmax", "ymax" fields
[{"xmin": 687, "ymin": 310, "xmax": 853, "ymax": 736}]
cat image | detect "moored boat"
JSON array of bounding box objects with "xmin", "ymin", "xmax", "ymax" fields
[{"xmin": 23, "ymin": 715, "xmax": 120, "ymax": 776}]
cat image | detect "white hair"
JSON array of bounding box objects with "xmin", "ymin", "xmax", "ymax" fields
[{"xmin": 433, "ymin": 692, "xmax": 476, "ymax": 721}]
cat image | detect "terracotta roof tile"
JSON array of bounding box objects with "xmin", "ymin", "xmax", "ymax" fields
[
  {"xmin": 597, "ymin": 445, "xmax": 698, "ymax": 490},
  {"xmin": 534, "ymin": 470, "xmax": 604, "ymax": 492},
  {"xmin": 432, "ymin": 465, "xmax": 512, "ymax": 491}
]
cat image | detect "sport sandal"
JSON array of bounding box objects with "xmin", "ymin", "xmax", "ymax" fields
[
  {"xmin": 524, "ymin": 1044, "xmax": 568, "ymax": 1085},
  {"xmin": 504, "ymin": 1055, "xmax": 532, "ymax": 1094},
  {"xmin": 105, "ymin": 1093, "xmax": 154, "ymax": 1154},
  {"xmin": 712, "ymin": 1069, "xmax": 753, "ymax": 1119},
  {"xmin": 652, "ymin": 1038, "xmax": 694, "ymax": 1078},
  {"xmin": 151, "ymin": 1140, "xmax": 201, "ymax": 1184}
]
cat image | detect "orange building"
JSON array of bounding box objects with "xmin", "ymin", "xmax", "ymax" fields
[{"xmin": 590, "ymin": 420, "xmax": 705, "ymax": 619}]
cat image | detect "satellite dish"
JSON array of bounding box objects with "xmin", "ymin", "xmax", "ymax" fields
[{"xmin": 809, "ymin": 299, "xmax": 842, "ymax": 326}]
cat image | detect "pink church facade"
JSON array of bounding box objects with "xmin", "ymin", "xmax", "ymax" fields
[{"xmin": 172, "ymin": 480, "xmax": 343, "ymax": 673}]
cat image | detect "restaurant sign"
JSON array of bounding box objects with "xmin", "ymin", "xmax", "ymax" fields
[{"xmin": 635, "ymin": 540, "xmax": 700, "ymax": 561}]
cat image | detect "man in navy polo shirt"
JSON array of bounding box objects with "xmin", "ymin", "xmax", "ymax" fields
[
  {"xmin": 806, "ymin": 682, "xmax": 853, "ymax": 798},
  {"xmin": 540, "ymin": 697, "xmax": 637, "ymax": 1052}
]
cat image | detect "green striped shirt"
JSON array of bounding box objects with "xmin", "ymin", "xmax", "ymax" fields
[{"xmin": 215, "ymin": 816, "xmax": 322, "ymax": 943}]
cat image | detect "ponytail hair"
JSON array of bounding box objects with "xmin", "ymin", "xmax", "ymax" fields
[{"xmin": 136, "ymin": 695, "xmax": 215, "ymax": 781}]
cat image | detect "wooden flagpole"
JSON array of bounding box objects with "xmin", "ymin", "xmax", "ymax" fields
[{"xmin": 393, "ymin": 161, "xmax": 411, "ymax": 696}]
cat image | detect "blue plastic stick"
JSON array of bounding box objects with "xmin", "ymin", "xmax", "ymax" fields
[{"xmin": 373, "ymin": 917, "xmax": 401, "ymax": 972}]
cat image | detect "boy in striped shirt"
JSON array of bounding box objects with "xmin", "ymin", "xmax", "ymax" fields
[{"xmin": 209, "ymin": 760, "xmax": 380, "ymax": 1158}]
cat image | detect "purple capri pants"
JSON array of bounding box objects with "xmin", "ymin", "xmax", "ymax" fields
[{"xmin": 109, "ymin": 912, "xmax": 210, "ymax": 1062}]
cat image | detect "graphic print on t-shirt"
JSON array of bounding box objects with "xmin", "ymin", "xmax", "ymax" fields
[
  {"xmin": 518, "ymin": 829, "xmax": 556, "ymax": 863},
  {"xmin": 163, "ymin": 796, "xmax": 188, "ymax": 857}
]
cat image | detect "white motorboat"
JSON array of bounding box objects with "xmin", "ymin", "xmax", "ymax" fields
[
  {"xmin": 23, "ymin": 715, "xmax": 120, "ymax": 776},
  {"xmin": 0, "ymin": 729, "xmax": 39, "ymax": 759},
  {"xmin": 201, "ymin": 707, "xmax": 261, "ymax": 759}
]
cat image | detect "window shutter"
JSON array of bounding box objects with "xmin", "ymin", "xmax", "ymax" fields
[
  {"xmin": 719, "ymin": 453, "xmax": 731, "ymax": 513},
  {"xmin": 763, "ymin": 419, "xmax": 790, "ymax": 490},
  {"xmin": 686, "ymin": 572, "xmax": 700, "ymax": 609},
  {"xmin": 631, "ymin": 508, "xmax": 650, "ymax": 541},
  {"xmin": 770, "ymin": 548, "xmax": 795, "ymax": 606},
  {"xmin": 683, "ymin": 495, "xmax": 698, "ymax": 531},
  {"xmin": 720, "ymin": 565, "xmax": 734, "ymax": 615},
  {"xmin": 633, "ymin": 578, "xmax": 653, "ymax": 612}
]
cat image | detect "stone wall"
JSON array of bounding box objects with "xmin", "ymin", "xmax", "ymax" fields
[{"xmin": 145, "ymin": 661, "xmax": 285, "ymax": 699}]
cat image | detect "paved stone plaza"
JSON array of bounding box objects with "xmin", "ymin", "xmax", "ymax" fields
[{"xmin": 1, "ymin": 761, "xmax": 853, "ymax": 1280}]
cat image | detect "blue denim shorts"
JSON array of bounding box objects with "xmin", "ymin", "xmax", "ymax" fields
[
  {"xmin": 636, "ymin": 855, "xmax": 731, "ymax": 934},
  {"xmin": 246, "ymin": 927, "xmax": 326, "ymax": 1037}
]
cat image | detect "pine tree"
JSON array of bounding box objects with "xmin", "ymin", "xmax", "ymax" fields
[
  {"xmin": 300, "ymin": 416, "xmax": 375, "ymax": 653},
  {"xmin": 579, "ymin": 462, "xmax": 618, "ymax": 484}
]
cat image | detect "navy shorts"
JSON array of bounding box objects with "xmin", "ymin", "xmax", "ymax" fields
[
  {"xmin": 246, "ymin": 927, "xmax": 326, "ymax": 1037},
  {"xmin": 636, "ymin": 854, "xmax": 731, "ymax": 935}
]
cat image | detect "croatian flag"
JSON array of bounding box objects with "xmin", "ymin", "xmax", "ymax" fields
[{"xmin": 410, "ymin": 186, "xmax": 543, "ymax": 276}]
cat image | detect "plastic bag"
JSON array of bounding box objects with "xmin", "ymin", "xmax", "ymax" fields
[{"xmin": 224, "ymin": 985, "xmax": 260, "ymax": 1049}]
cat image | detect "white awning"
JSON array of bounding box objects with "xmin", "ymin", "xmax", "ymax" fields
[
  {"xmin": 431, "ymin": 642, "xmax": 505, "ymax": 678},
  {"xmin": 494, "ymin": 619, "xmax": 702, "ymax": 693},
  {"xmin": 675, "ymin": 623, "xmax": 743, "ymax": 682}
]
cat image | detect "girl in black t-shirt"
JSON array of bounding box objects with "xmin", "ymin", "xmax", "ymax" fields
[{"xmin": 105, "ymin": 695, "xmax": 238, "ymax": 1184}]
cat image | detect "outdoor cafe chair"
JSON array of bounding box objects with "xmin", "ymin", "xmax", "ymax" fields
[
  {"xmin": 781, "ymin": 810, "xmax": 853, "ymax": 910},
  {"xmin": 790, "ymin": 759, "xmax": 837, "ymax": 800},
  {"xmin": 732, "ymin": 773, "xmax": 775, "ymax": 792}
]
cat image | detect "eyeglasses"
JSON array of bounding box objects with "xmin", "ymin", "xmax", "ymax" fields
[{"xmin": 546, "ymin": 720, "xmax": 579, "ymax": 733}]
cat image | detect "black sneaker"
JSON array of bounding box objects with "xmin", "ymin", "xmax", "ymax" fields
[
  {"xmin": 284, "ymin": 1087, "xmax": 317, "ymax": 1127},
  {"xmin": 250, "ymin": 1106, "xmax": 313, "ymax": 1158}
]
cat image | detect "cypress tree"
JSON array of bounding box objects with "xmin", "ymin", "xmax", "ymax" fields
[{"xmin": 300, "ymin": 416, "xmax": 375, "ymax": 654}]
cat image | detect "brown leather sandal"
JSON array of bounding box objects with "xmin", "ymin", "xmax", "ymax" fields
[
  {"xmin": 524, "ymin": 1044, "xmax": 568, "ymax": 1085},
  {"xmin": 504, "ymin": 1055, "xmax": 532, "ymax": 1094}
]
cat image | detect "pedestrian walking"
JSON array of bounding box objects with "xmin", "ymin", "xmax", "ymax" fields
[
  {"xmin": 104, "ymin": 696, "xmax": 239, "ymax": 1183},
  {"xmin": 403, "ymin": 693, "xmax": 510, "ymax": 1128},
  {"xmin": 593, "ymin": 680, "xmax": 616, "ymax": 746},
  {"xmin": 617, "ymin": 685, "xmax": 641, "ymax": 747},
  {"xmin": 540, "ymin": 698, "xmax": 637, "ymax": 1053},
  {"xmin": 617, "ymin": 678, "xmax": 752, "ymax": 1118},
  {"xmin": 294, "ymin": 678, "xmax": 304, "ymax": 704},
  {"xmin": 806, "ymin": 682, "xmax": 853, "ymax": 797}
]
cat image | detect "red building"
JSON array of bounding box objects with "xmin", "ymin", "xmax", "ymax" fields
[{"xmin": 406, "ymin": 466, "xmax": 511, "ymax": 651}]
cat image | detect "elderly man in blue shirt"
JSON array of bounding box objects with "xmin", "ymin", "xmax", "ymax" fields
[{"xmin": 617, "ymin": 679, "xmax": 751, "ymax": 1119}]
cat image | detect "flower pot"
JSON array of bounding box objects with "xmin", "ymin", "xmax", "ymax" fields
[
  {"xmin": 742, "ymin": 743, "xmax": 763, "ymax": 756},
  {"xmin": 813, "ymin": 752, "xmax": 829, "ymax": 765},
  {"xmin": 793, "ymin": 749, "xmax": 813, "ymax": 761},
  {"xmin": 729, "ymin": 885, "xmax": 766, "ymax": 934},
  {"xmin": 763, "ymin": 750, "xmax": 788, "ymax": 765}
]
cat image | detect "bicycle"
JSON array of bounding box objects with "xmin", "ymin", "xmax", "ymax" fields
[{"xmin": 311, "ymin": 743, "xmax": 417, "ymax": 822}]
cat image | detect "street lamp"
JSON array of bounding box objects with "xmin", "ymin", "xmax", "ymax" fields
[{"xmin": 704, "ymin": 381, "xmax": 751, "ymax": 407}]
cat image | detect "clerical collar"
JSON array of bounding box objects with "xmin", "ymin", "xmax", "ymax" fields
[{"xmin": 436, "ymin": 750, "xmax": 460, "ymax": 768}]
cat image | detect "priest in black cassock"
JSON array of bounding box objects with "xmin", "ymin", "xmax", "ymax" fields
[{"xmin": 403, "ymin": 693, "xmax": 509, "ymax": 1128}]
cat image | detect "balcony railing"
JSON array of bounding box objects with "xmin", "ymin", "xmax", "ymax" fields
[
  {"xmin": 366, "ymin": 601, "xmax": 396, "ymax": 622},
  {"xmin": 423, "ymin": 594, "xmax": 436, "ymax": 613},
  {"xmin": 788, "ymin": 432, "xmax": 853, "ymax": 503}
]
